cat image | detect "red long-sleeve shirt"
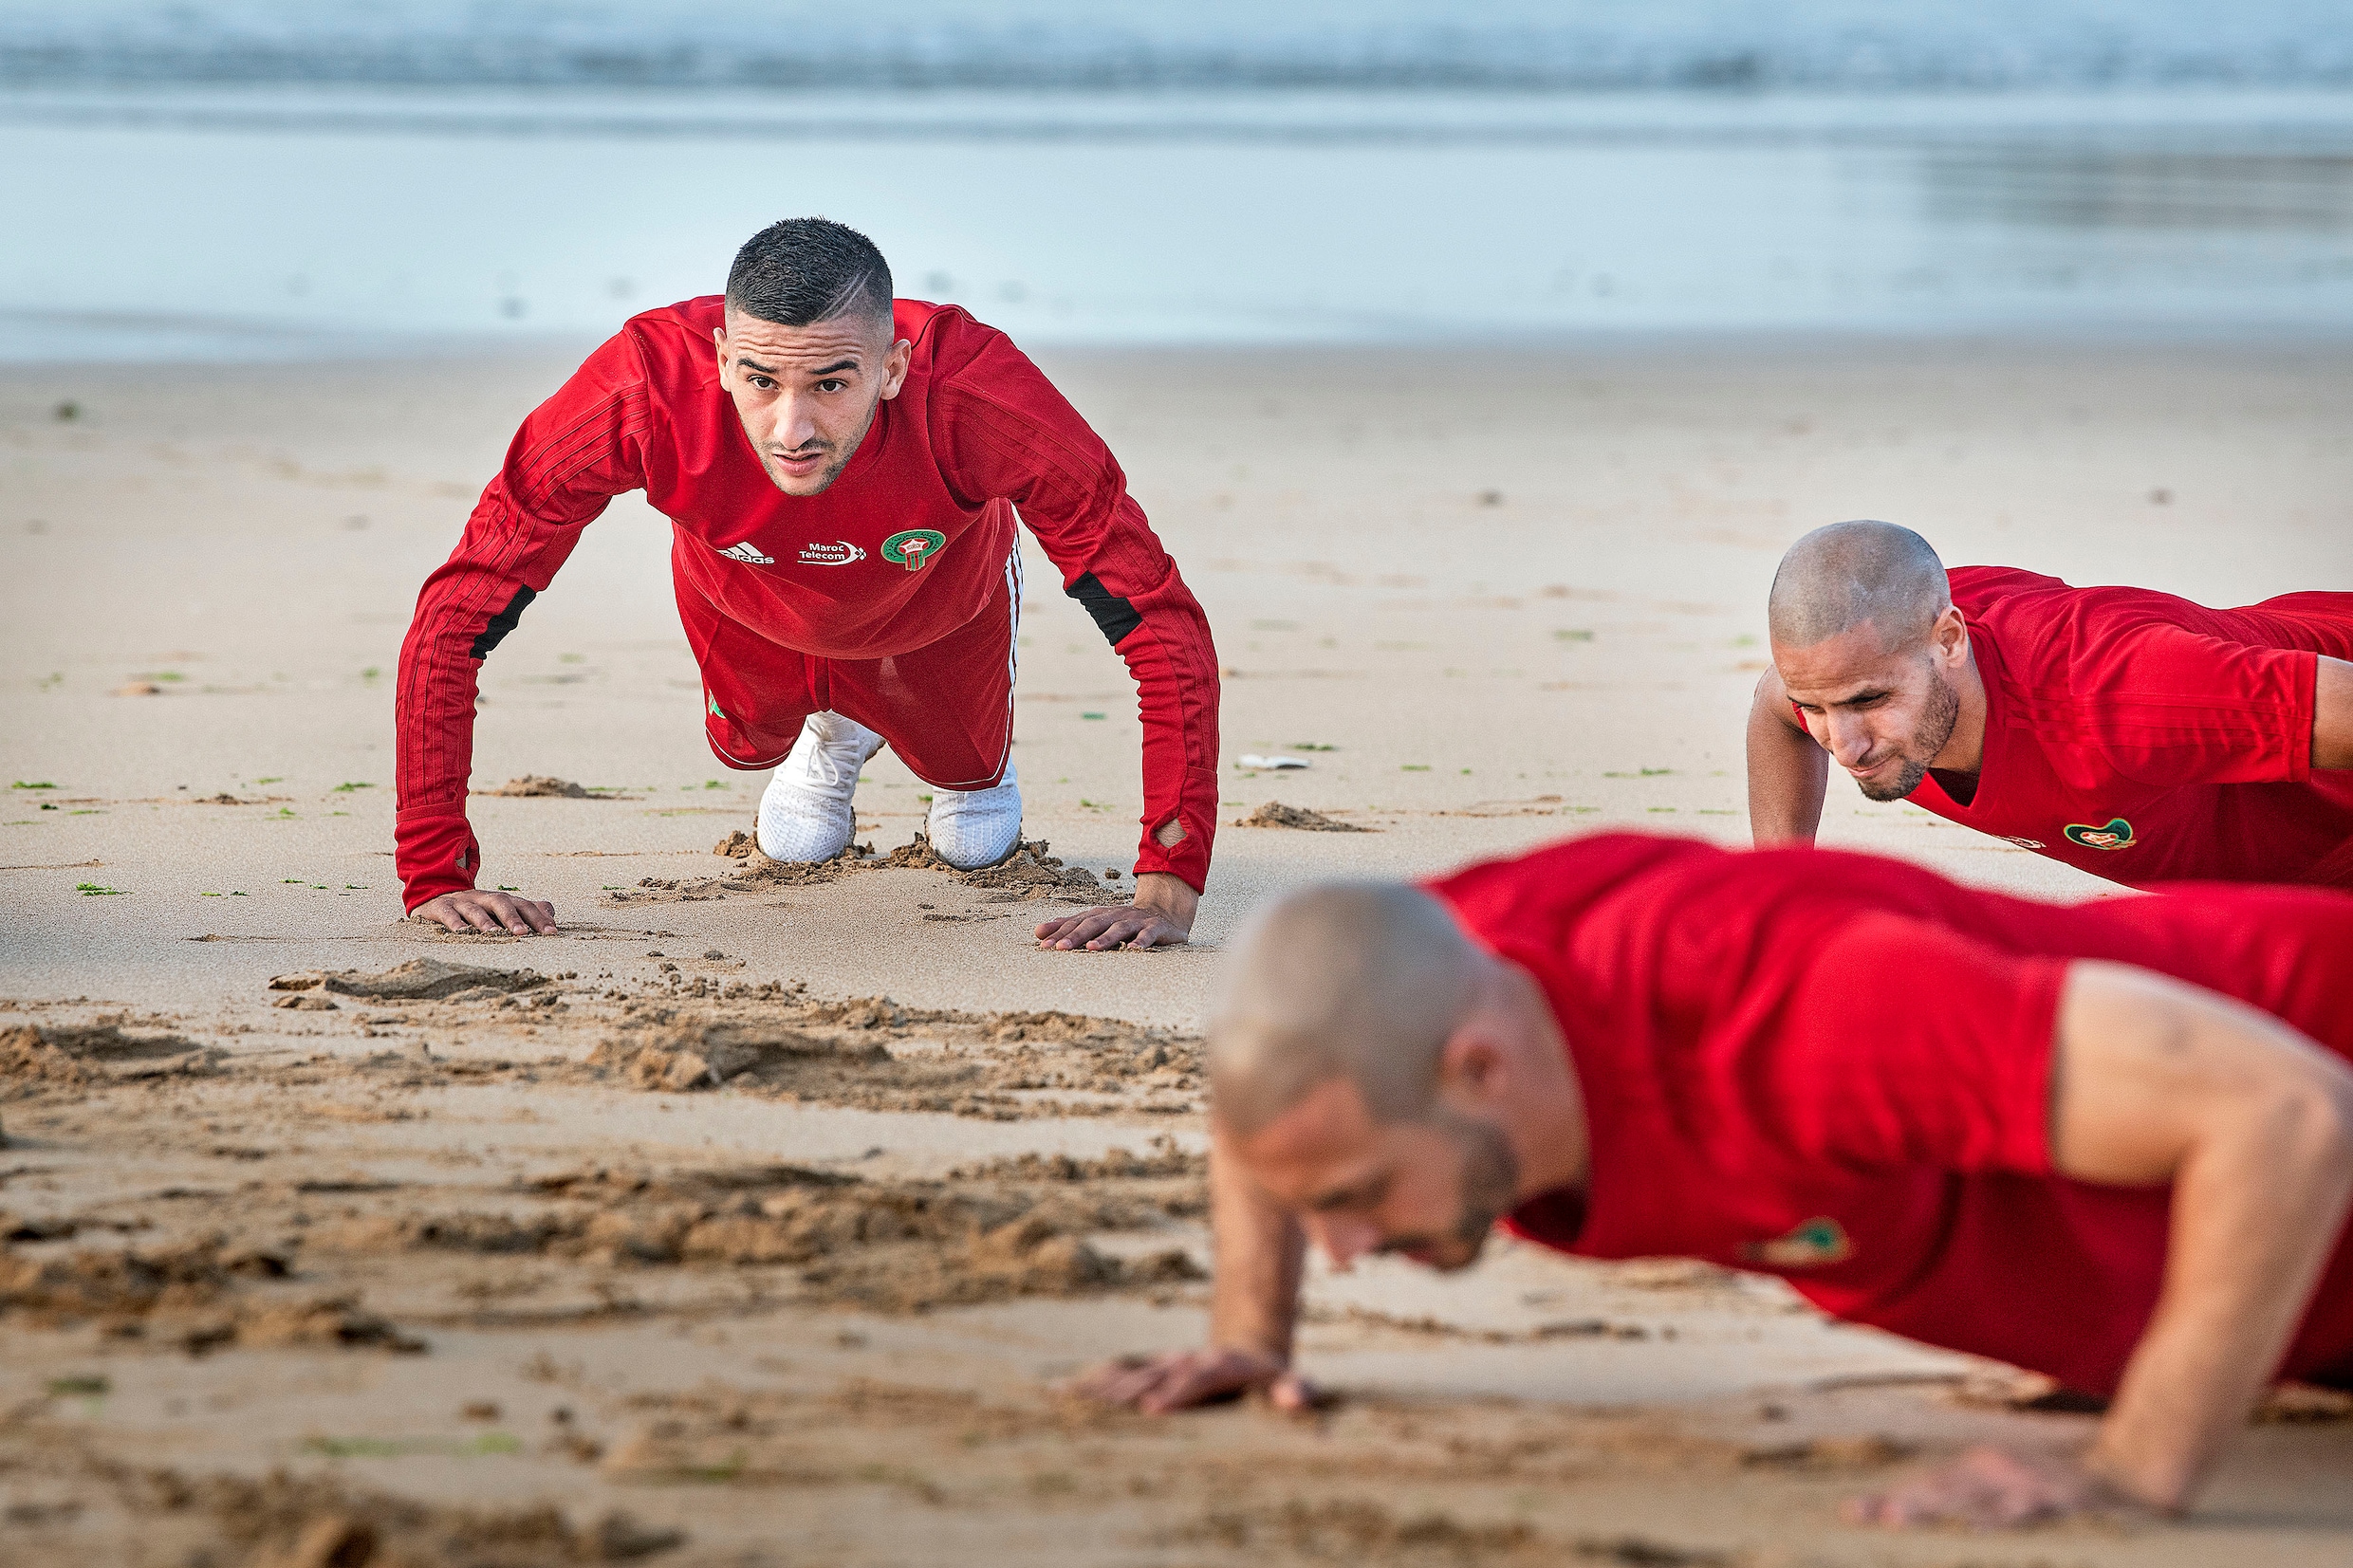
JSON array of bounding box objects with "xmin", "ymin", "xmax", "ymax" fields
[{"xmin": 395, "ymin": 297, "xmax": 1221, "ymax": 911}]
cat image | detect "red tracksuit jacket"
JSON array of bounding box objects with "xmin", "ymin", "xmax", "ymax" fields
[{"xmin": 394, "ymin": 297, "xmax": 1221, "ymax": 911}]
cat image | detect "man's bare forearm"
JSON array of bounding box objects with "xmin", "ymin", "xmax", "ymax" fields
[
  {"xmin": 1747, "ymin": 669, "xmax": 1828, "ymax": 845},
  {"xmin": 2312, "ymin": 655, "xmax": 2353, "ymax": 770},
  {"xmin": 2093, "ymin": 1095, "xmax": 2353, "ymax": 1505},
  {"xmin": 1207, "ymin": 1135, "xmax": 1305, "ymax": 1361},
  {"xmin": 2056, "ymin": 966, "xmax": 2353, "ymax": 1510}
]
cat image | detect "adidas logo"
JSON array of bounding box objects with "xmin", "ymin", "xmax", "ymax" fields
[{"xmin": 718, "ymin": 541, "xmax": 775, "ymax": 565}]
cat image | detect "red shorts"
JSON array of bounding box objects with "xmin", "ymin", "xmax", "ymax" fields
[{"xmin": 677, "ymin": 546, "xmax": 1020, "ymax": 792}]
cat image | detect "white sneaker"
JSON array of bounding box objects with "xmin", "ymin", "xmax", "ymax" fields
[
  {"xmin": 927, "ymin": 763, "xmax": 1023, "ymax": 869},
  {"xmin": 756, "ymin": 712, "xmax": 883, "ymax": 862}
]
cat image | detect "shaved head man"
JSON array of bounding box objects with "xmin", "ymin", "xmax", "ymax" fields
[
  {"xmin": 1078, "ymin": 834, "xmax": 2353, "ymax": 1529},
  {"xmin": 1763, "ymin": 522, "xmax": 1960, "ymax": 803},
  {"xmin": 1748, "ymin": 522, "xmax": 2353, "ymax": 888},
  {"xmin": 1208, "ymin": 884, "xmax": 1529, "ymax": 1275}
]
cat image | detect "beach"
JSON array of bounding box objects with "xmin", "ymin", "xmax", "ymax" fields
[{"xmin": 5, "ymin": 334, "xmax": 2352, "ymax": 1563}]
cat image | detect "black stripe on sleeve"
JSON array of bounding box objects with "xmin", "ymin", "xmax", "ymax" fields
[
  {"xmin": 469, "ymin": 585, "xmax": 538, "ymax": 660},
  {"xmin": 1065, "ymin": 572, "xmax": 1142, "ymax": 647}
]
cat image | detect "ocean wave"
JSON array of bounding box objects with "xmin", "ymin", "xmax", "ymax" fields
[{"xmin": 4, "ymin": 1, "xmax": 2353, "ymax": 94}]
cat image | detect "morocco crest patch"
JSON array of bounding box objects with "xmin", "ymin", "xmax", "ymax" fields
[
  {"xmin": 1741, "ymin": 1216, "xmax": 1853, "ymax": 1269},
  {"xmin": 2063, "ymin": 818, "xmax": 2137, "ymax": 851},
  {"xmin": 881, "ymin": 528, "xmax": 948, "ymax": 572}
]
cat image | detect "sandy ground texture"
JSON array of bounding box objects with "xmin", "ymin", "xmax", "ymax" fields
[{"xmin": 4, "ymin": 338, "xmax": 2353, "ymax": 1564}]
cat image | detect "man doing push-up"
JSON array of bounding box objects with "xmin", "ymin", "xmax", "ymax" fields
[
  {"xmin": 1747, "ymin": 521, "xmax": 2353, "ymax": 888},
  {"xmin": 1084, "ymin": 834, "xmax": 2353, "ymax": 1527},
  {"xmin": 395, "ymin": 219, "xmax": 1220, "ymax": 950}
]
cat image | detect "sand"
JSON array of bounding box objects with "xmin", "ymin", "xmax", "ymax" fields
[{"xmin": 4, "ymin": 337, "xmax": 2353, "ymax": 1564}]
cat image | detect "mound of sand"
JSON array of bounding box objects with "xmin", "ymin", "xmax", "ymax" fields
[
  {"xmin": 613, "ymin": 839, "xmax": 873, "ymax": 904},
  {"xmin": 0, "ymin": 1237, "xmax": 256, "ymax": 1319},
  {"xmin": 297, "ymin": 1151, "xmax": 1201, "ymax": 1314},
  {"xmin": 587, "ymin": 1020, "xmax": 884, "ymax": 1095},
  {"xmin": 951, "ymin": 1141, "xmax": 1204, "ymax": 1185},
  {"xmin": 1163, "ymin": 1499, "xmax": 1540, "ymax": 1560},
  {"xmin": 0, "ymin": 1234, "xmax": 418, "ymax": 1354},
  {"xmin": 621, "ymin": 835, "xmax": 1113, "ymax": 907},
  {"xmin": 2, "ymin": 1024, "xmax": 107, "ymax": 1090},
  {"xmin": 269, "ymin": 959, "xmax": 550, "ymax": 1003},
  {"xmin": 938, "ymin": 838, "xmax": 1117, "ymax": 899},
  {"xmin": 2, "ymin": 1022, "xmax": 219, "ymax": 1097},
  {"xmin": 584, "ymin": 996, "xmax": 1200, "ymax": 1118},
  {"xmin": 1234, "ymin": 802, "xmax": 1370, "ymax": 832},
  {"xmin": 480, "ymin": 776, "xmax": 609, "ymax": 799},
  {"xmin": 164, "ymin": 1472, "xmax": 682, "ymax": 1567}
]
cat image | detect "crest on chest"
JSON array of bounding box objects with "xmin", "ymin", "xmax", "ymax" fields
[
  {"xmin": 1740, "ymin": 1215, "xmax": 1854, "ymax": 1268},
  {"xmin": 2062, "ymin": 818, "xmax": 2137, "ymax": 852}
]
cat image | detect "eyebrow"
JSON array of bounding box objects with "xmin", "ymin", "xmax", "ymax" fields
[
  {"xmin": 736, "ymin": 355, "xmax": 862, "ymax": 378},
  {"xmin": 1791, "ymin": 685, "xmax": 1893, "ymax": 709},
  {"xmin": 1306, "ymin": 1172, "xmax": 1388, "ymax": 1212}
]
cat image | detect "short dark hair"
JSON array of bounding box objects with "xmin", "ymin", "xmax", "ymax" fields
[{"xmin": 725, "ymin": 217, "xmax": 893, "ymax": 329}]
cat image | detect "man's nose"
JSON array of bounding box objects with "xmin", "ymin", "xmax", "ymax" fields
[
  {"xmin": 1306, "ymin": 1214, "xmax": 1380, "ymax": 1272},
  {"xmin": 1821, "ymin": 711, "xmax": 1876, "ymax": 766},
  {"xmin": 772, "ymin": 389, "xmax": 822, "ymax": 448}
]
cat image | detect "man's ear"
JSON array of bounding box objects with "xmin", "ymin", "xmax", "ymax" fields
[
  {"xmin": 1434, "ymin": 1026, "xmax": 1509, "ymax": 1111},
  {"xmin": 1930, "ymin": 604, "xmax": 1970, "ymax": 666},
  {"xmin": 880, "ymin": 336, "xmax": 914, "ymax": 400}
]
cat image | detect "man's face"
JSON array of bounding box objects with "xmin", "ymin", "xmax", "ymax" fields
[
  {"xmin": 1775, "ymin": 614, "xmax": 1966, "ymax": 801},
  {"xmin": 713, "ymin": 307, "xmax": 912, "ymax": 497},
  {"xmin": 1230, "ymin": 1077, "xmax": 1522, "ymax": 1275}
]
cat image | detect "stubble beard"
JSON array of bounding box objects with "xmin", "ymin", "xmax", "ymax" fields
[
  {"xmin": 766, "ymin": 447, "xmax": 844, "ymax": 495},
  {"xmin": 1856, "ymin": 665, "xmax": 1960, "ymax": 802},
  {"xmin": 1411, "ymin": 1113, "xmax": 1523, "ymax": 1275}
]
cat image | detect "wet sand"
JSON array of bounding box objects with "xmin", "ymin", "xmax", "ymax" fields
[{"xmin": 4, "ymin": 338, "xmax": 2353, "ymax": 1563}]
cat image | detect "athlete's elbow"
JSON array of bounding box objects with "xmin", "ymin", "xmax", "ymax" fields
[{"xmin": 2304, "ymin": 1074, "xmax": 2353, "ymax": 1177}]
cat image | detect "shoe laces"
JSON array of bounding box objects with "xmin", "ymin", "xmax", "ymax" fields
[{"xmin": 797, "ymin": 726, "xmax": 875, "ymax": 793}]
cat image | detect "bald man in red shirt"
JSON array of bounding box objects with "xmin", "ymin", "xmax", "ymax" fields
[
  {"xmin": 1084, "ymin": 834, "xmax": 2353, "ymax": 1528},
  {"xmin": 1747, "ymin": 521, "xmax": 2353, "ymax": 889},
  {"xmin": 396, "ymin": 218, "xmax": 1219, "ymax": 950}
]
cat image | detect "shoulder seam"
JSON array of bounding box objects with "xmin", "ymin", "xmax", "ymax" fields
[
  {"xmin": 941, "ymin": 373, "xmax": 1103, "ymax": 478},
  {"xmin": 512, "ymin": 386, "xmax": 653, "ymax": 506}
]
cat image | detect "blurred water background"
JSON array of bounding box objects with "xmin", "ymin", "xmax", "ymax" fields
[{"xmin": 4, "ymin": 0, "xmax": 2352, "ymax": 359}]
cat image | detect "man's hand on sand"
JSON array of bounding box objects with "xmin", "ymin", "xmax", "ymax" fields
[
  {"xmin": 412, "ymin": 889, "xmax": 559, "ymax": 936},
  {"xmin": 1845, "ymin": 1446, "xmax": 2137, "ymax": 1529},
  {"xmin": 1036, "ymin": 870, "xmax": 1196, "ymax": 951},
  {"xmin": 1070, "ymin": 1348, "xmax": 1316, "ymax": 1413}
]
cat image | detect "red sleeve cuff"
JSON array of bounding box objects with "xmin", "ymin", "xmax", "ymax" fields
[
  {"xmin": 2286, "ymin": 650, "xmax": 2319, "ymax": 784},
  {"xmin": 1981, "ymin": 955, "xmax": 2068, "ymax": 1175},
  {"xmin": 396, "ymin": 807, "xmax": 481, "ymax": 913},
  {"xmin": 1133, "ymin": 818, "xmax": 1212, "ymax": 894},
  {"xmin": 1132, "ymin": 770, "xmax": 1215, "ymax": 894}
]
